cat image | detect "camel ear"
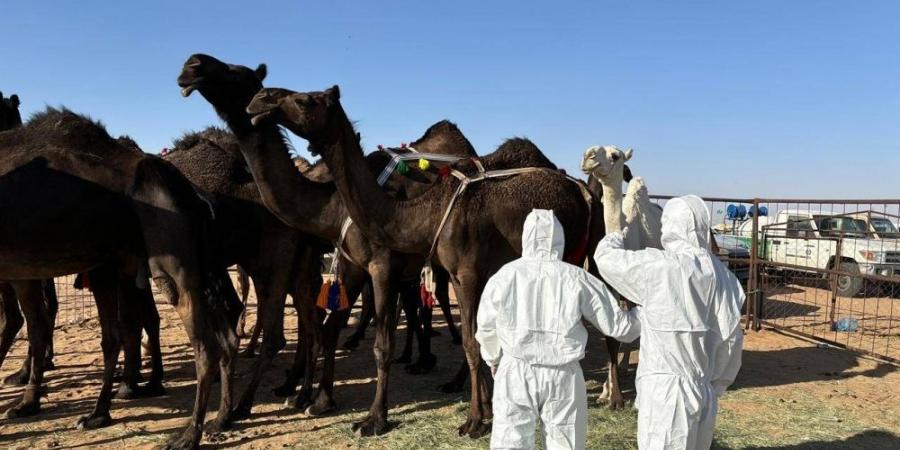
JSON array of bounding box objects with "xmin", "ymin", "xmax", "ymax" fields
[
  {"xmin": 327, "ymin": 85, "xmax": 341, "ymax": 101},
  {"xmin": 255, "ymin": 64, "xmax": 268, "ymax": 82},
  {"xmin": 623, "ymin": 164, "xmax": 633, "ymax": 182},
  {"xmin": 0, "ymin": 91, "xmax": 4, "ymax": 99},
  {"xmin": 624, "ymin": 148, "xmax": 634, "ymax": 162},
  {"xmin": 9, "ymin": 95, "xmax": 19, "ymax": 108}
]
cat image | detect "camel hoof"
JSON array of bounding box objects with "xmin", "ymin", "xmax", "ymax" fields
[
  {"xmin": 291, "ymin": 388, "xmax": 314, "ymax": 410},
  {"xmin": 457, "ymin": 418, "xmax": 490, "ymax": 439},
  {"xmin": 231, "ymin": 402, "xmax": 253, "ymax": 421},
  {"xmin": 205, "ymin": 415, "xmax": 232, "ymax": 433},
  {"xmin": 405, "ymin": 354, "xmax": 437, "ymax": 375},
  {"xmin": 351, "ymin": 415, "xmax": 390, "ymax": 437},
  {"xmin": 2, "ymin": 370, "xmax": 30, "ymax": 386},
  {"xmin": 304, "ymin": 394, "xmax": 336, "ymax": 417},
  {"xmin": 239, "ymin": 347, "xmax": 258, "ymax": 359},
  {"xmin": 5, "ymin": 402, "xmax": 40, "ymax": 419},
  {"xmin": 43, "ymin": 359, "xmax": 56, "ymax": 371},
  {"xmin": 606, "ymin": 395, "xmax": 625, "ymax": 410},
  {"xmin": 76, "ymin": 412, "xmax": 112, "ymax": 430},
  {"xmin": 162, "ymin": 428, "xmax": 200, "ymax": 450},
  {"xmin": 114, "ymin": 383, "xmax": 140, "ymax": 400},
  {"xmin": 141, "ymin": 380, "xmax": 167, "ymax": 398}
]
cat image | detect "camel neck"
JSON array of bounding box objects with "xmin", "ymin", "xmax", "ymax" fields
[
  {"xmin": 600, "ymin": 177, "xmax": 625, "ymax": 233},
  {"xmin": 315, "ymin": 105, "xmax": 443, "ymax": 254},
  {"xmin": 216, "ymin": 106, "xmax": 345, "ymax": 240}
]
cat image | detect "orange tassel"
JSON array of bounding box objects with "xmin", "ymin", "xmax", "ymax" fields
[{"xmin": 316, "ymin": 281, "xmax": 331, "ymax": 310}]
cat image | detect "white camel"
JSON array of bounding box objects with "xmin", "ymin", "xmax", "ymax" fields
[
  {"xmin": 581, "ymin": 145, "xmax": 661, "ymax": 249},
  {"xmin": 581, "ymin": 145, "xmax": 662, "ymax": 404}
]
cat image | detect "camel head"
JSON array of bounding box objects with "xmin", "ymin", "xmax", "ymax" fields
[
  {"xmin": 178, "ymin": 53, "xmax": 267, "ymax": 115},
  {"xmin": 580, "ymin": 145, "xmax": 633, "ymax": 181},
  {"xmin": 0, "ymin": 91, "xmax": 23, "ymax": 131},
  {"xmin": 247, "ymin": 86, "xmax": 342, "ymax": 153}
]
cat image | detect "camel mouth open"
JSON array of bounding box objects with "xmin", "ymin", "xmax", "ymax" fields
[
  {"xmin": 248, "ymin": 109, "xmax": 274, "ymax": 126},
  {"xmin": 181, "ymin": 85, "xmax": 198, "ymax": 97},
  {"xmin": 177, "ymin": 74, "xmax": 204, "ymax": 97},
  {"xmin": 580, "ymin": 158, "xmax": 600, "ymax": 175}
]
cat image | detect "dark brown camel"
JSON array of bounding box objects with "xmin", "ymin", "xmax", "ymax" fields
[
  {"xmin": 0, "ymin": 91, "xmax": 56, "ymax": 381},
  {"xmin": 177, "ymin": 54, "xmax": 476, "ymax": 434},
  {"xmin": 246, "ymin": 85, "xmax": 608, "ymax": 437},
  {"xmin": 0, "ymin": 93, "xmax": 165, "ymax": 400},
  {"xmin": 0, "ymin": 107, "xmax": 241, "ymax": 450},
  {"xmin": 163, "ymin": 126, "xmax": 330, "ymax": 417}
]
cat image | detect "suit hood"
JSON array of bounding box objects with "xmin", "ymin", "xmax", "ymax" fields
[
  {"xmin": 522, "ymin": 209, "xmax": 566, "ymax": 260},
  {"xmin": 660, "ymin": 195, "xmax": 711, "ymax": 253}
]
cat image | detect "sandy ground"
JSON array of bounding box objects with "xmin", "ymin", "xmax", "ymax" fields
[
  {"xmin": 0, "ymin": 276, "xmax": 898, "ymax": 449},
  {"xmin": 760, "ymin": 271, "xmax": 899, "ymax": 362}
]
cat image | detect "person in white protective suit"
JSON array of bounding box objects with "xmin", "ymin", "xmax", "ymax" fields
[
  {"xmin": 476, "ymin": 209, "xmax": 641, "ymax": 450},
  {"xmin": 593, "ymin": 195, "xmax": 745, "ymax": 450}
]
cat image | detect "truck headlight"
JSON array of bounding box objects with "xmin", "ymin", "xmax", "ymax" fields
[{"xmin": 859, "ymin": 250, "xmax": 885, "ymax": 263}]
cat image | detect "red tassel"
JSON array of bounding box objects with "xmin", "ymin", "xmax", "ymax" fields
[
  {"xmin": 420, "ymin": 283, "xmax": 435, "ymax": 309},
  {"xmin": 437, "ymin": 165, "xmax": 451, "ymax": 180}
]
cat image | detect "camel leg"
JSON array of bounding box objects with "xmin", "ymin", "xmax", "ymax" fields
[
  {"xmin": 405, "ymin": 283, "xmax": 436, "ymax": 375},
  {"xmin": 0, "ymin": 283, "xmax": 25, "ymax": 380},
  {"xmin": 231, "ymin": 272, "xmax": 289, "ymax": 420},
  {"xmin": 5, "ymin": 281, "xmax": 50, "ymax": 419},
  {"xmin": 286, "ymin": 254, "xmax": 322, "ymax": 409},
  {"xmin": 235, "ymin": 267, "xmax": 251, "ymax": 338},
  {"xmin": 76, "ymin": 267, "xmax": 122, "ymax": 429},
  {"xmin": 206, "ymin": 269, "xmax": 243, "ymax": 434},
  {"xmin": 140, "ymin": 283, "xmax": 166, "ymax": 396},
  {"xmin": 394, "ymin": 285, "xmax": 417, "ymax": 365},
  {"xmin": 116, "ymin": 278, "xmax": 165, "ymax": 399},
  {"xmin": 303, "ymin": 266, "xmax": 367, "ymax": 415},
  {"xmin": 240, "ymin": 282, "xmax": 263, "ymax": 359},
  {"xmin": 598, "ymin": 337, "xmax": 625, "ymax": 409},
  {"xmin": 41, "ymin": 279, "xmax": 58, "ymax": 369},
  {"xmin": 3, "ymin": 281, "xmax": 48, "ymax": 386},
  {"xmin": 343, "ymin": 281, "xmax": 374, "ymax": 350},
  {"xmin": 433, "ymin": 267, "xmax": 461, "ymax": 344},
  {"xmin": 452, "ymin": 269, "xmax": 492, "ymax": 439},
  {"xmin": 350, "ymin": 262, "xmax": 399, "ymax": 436}
]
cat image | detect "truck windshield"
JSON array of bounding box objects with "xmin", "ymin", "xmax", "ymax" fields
[
  {"xmin": 871, "ymin": 218, "xmax": 900, "ymax": 238},
  {"xmin": 815, "ymin": 217, "xmax": 868, "ymax": 238}
]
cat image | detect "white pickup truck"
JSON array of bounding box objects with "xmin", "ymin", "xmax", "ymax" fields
[{"xmin": 736, "ymin": 210, "xmax": 900, "ymax": 297}]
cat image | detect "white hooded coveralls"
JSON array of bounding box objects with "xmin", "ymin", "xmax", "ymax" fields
[
  {"xmin": 594, "ymin": 196, "xmax": 745, "ymax": 450},
  {"xmin": 476, "ymin": 209, "xmax": 641, "ymax": 450}
]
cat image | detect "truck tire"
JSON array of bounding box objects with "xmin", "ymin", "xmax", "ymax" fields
[{"xmin": 835, "ymin": 261, "xmax": 863, "ymax": 298}]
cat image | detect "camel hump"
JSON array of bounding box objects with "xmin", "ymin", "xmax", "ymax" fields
[
  {"xmin": 479, "ymin": 137, "xmax": 557, "ymax": 171},
  {"xmin": 411, "ymin": 119, "xmax": 478, "ymax": 157},
  {"xmin": 167, "ymin": 127, "xmax": 258, "ymax": 189},
  {"xmin": 171, "ymin": 126, "xmax": 235, "ymax": 153},
  {"xmin": 626, "ymin": 176, "xmax": 648, "ymax": 197},
  {"xmin": 26, "ymin": 107, "xmax": 114, "ymax": 150}
]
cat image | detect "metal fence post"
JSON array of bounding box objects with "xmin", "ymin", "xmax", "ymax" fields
[{"xmin": 748, "ymin": 199, "xmax": 761, "ymax": 330}]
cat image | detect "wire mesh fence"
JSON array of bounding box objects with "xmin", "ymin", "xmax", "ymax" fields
[
  {"xmin": 54, "ymin": 274, "xmax": 95, "ymax": 324},
  {"xmin": 651, "ymin": 196, "xmax": 900, "ymax": 364}
]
